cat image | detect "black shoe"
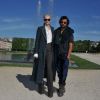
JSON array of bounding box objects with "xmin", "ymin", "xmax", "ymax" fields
[
  {"xmin": 48, "ymin": 92, "xmax": 53, "ymax": 98},
  {"xmin": 38, "ymin": 84, "xmax": 44, "ymax": 94},
  {"xmin": 57, "ymin": 85, "xmax": 65, "ymax": 97},
  {"xmin": 57, "ymin": 88, "xmax": 64, "ymax": 97},
  {"xmin": 62, "ymin": 86, "xmax": 65, "ymax": 93},
  {"xmin": 59, "ymin": 84, "xmax": 65, "ymax": 93}
]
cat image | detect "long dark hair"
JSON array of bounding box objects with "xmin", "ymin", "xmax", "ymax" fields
[{"xmin": 59, "ymin": 16, "xmax": 70, "ymax": 25}]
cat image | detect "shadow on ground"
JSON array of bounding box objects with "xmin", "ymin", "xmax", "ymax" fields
[
  {"xmin": 16, "ymin": 74, "xmax": 57, "ymax": 96},
  {"xmin": 16, "ymin": 74, "xmax": 37, "ymax": 91}
]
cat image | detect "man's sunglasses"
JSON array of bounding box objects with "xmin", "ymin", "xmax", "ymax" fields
[
  {"xmin": 60, "ymin": 21, "xmax": 67, "ymax": 24},
  {"xmin": 44, "ymin": 19, "xmax": 50, "ymax": 21}
]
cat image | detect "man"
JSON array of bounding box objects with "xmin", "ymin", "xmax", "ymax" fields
[
  {"xmin": 54, "ymin": 16, "xmax": 74, "ymax": 97},
  {"xmin": 31, "ymin": 14, "xmax": 55, "ymax": 98}
]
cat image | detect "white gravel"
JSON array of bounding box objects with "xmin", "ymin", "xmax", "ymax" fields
[
  {"xmin": 0, "ymin": 67, "xmax": 100, "ymax": 100},
  {"xmin": 73, "ymin": 53, "xmax": 100, "ymax": 65}
]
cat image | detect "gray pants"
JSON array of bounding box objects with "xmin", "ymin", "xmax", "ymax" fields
[{"xmin": 45, "ymin": 43, "xmax": 53, "ymax": 93}]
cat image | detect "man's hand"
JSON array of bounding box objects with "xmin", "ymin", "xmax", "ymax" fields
[{"xmin": 67, "ymin": 55, "xmax": 70, "ymax": 60}]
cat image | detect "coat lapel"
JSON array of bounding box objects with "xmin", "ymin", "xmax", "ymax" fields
[
  {"xmin": 51, "ymin": 26, "xmax": 54, "ymax": 40},
  {"xmin": 42, "ymin": 25, "xmax": 54, "ymax": 42},
  {"xmin": 42, "ymin": 26, "xmax": 47, "ymax": 41}
]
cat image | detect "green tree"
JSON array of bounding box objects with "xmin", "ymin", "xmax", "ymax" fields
[
  {"xmin": 73, "ymin": 40, "xmax": 90, "ymax": 52},
  {"xmin": 96, "ymin": 42, "xmax": 100, "ymax": 52},
  {"xmin": 12, "ymin": 38, "xmax": 34, "ymax": 51}
]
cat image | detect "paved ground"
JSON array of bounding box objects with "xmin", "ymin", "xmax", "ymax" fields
[
  {"xmin": 73, "ymin": 53, "xmax": 100, "ymax": 65},
  {"xmin": 0, "ymin": 67, "xmax": 100, "ymax": 100}
]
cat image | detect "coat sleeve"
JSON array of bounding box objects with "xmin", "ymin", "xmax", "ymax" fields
[{"xmin": 34, "ymin": 27, "xmax": 41, "ymax": 53}]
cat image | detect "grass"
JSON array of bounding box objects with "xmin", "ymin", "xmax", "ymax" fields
[
  {"xmin": 70, "ymin": 54, "xmax": 100, "ymax": 69},
  {"xmin": 0, "ymin": 62, "xmax": 32, "ymax": 67},
  {"xmin": 0, "ymin": 51, "xmax": 27, "ymax": 54}
]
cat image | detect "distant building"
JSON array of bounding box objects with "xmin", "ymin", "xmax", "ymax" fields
[
  {"xmin": 0, "ymin": 38, "xmax": 12, "ymax": 51},
  {"xmin": 90, "ymin": 41, "xmax": 99, "ymax": 48}
]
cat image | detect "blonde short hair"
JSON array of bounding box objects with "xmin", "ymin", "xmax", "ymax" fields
[{"xmin": 43, "ymin": 14, "xmax": 51, "ymax": 19}]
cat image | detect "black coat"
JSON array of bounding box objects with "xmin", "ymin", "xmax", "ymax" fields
[{"xmin": 31, "ymin": 25, "xmax": 56, "ymax": 84}]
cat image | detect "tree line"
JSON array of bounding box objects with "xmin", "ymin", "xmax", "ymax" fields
[
  {"xmin": 12, "ymin": 38, "xmax": 100, "ymax": 53},
  {"xmin": 73, "ymin": 40, "xmax": 100, "ymax": 53},
  {"xmin": 12, "ymin": 38, "xmax": 34, "ymax": 51}
]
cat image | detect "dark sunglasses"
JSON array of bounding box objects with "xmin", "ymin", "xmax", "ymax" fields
[
  {"xmin": 44, "ymin": 19, "xmax": 50, "ymax": 21},
  {"xmin": 60, "ymin": 21, "xmax": 67, "ymax": 24}
]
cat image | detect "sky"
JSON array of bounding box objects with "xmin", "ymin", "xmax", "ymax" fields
[{"xmin": 0, "ymin": 0, "xmax": 100, "ymax": 41}]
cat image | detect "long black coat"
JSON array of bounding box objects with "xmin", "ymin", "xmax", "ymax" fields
[{"xmin": 31, "ymin": 25, "xmax": 56, "ymax": 84}]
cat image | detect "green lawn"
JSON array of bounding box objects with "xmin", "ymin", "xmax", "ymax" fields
[
  {"xmin": 0, "ymin": 51, "xmax": 27, "ymax": 54},
  {"xmin": 0, "ymin": 62, "xmax": 32, "ymax": 67},
  {"xmin": 70, "ymin": 54, "xmax": 100, "ymax": 69}
]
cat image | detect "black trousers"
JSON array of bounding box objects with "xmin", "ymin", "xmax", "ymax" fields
[
  {"xmin": 57, "ymin": 57, "xmax": 69, "ymax": 85},
  {"xmin": 45, "ymin": 43, "xmax": 53, "ymax": 93}
]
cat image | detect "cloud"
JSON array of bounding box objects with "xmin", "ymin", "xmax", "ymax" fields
[
  {"xmin": 0, "ymin": 17, "xmax": 35, "ymax": 32},
  {"xmin": 0, "ymin": 17, "xmax": 31, "ymax": 23},
  {"xmin": 82, "ymin": 31, "xmax": 100, "ymax": 35},
  {"xmin": 92, "ymin": 16, "xmax": 100, "ymax": 19},
  {"xmin": 0, "ymin": 24, "xmax": 34, "ymax": 31},
  {"xmin": 75, "ymin": 30, "xmax": 100, "ymax": 41},
  {"xmin": 2, "ymin": 18, "xmax": 22, "ymax": 23}
]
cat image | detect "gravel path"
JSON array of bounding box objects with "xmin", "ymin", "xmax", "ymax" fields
[
  {"xmin": 0, "ymin": 67, "xmax": 100, "ymax": 100},
  {"xmin": 73, "ymin": 53, "xmax": 100, "ymax": 65}
]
